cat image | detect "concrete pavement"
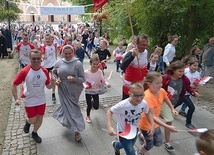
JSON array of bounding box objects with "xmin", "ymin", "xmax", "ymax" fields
[{"xmin": 2, "ymin": 58, "xmax": 214, "ymax": 155}]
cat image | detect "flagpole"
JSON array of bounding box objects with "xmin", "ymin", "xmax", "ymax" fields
[
  {"xmin": 125, "ymin": 0, "xmax": 134, "ymax": 36},
  {"xmin": 100, "ymin": 7, "xmax": 103, "ymax": 37},
  {"xmin": 125, "ymin": 0, "xmax": 141, "ymax": 76}
]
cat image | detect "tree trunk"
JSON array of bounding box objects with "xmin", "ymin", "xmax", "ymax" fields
[{"xmin": 184, "ymin": 7, "xmax": 196, "ymax": 56}]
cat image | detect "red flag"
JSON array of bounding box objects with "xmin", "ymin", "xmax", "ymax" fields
[{"xmin": 93, "ymin": 0, "xmax": 108, "ymax": 12}]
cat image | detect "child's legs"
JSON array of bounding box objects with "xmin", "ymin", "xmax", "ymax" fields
[
  {"xmin": 164, "ymin": 122, "xmax": 172, "ymax": 143},
  {"xmin": 118, "ymin": 136, "xmax": 137, "ymax": 155},
  {"xmin": 153, "ymin": 127, "xmax": 162, "ymax": 146},
  {"xmin": 116, "ymin": 60, "xmax": 120, "ymax": 71},
  {"xmin": 183, "ymin": 95, "xmax": 195, "ymax": 125},
  {"xmin": 160, "ymin": 102, "xmax": 174, "ymax": 143},
  {"xmin": 85, "ymin": 94, "xmax": 92, "ymax": 116},
  {"xmin": 181, "ymin": 103, "xmax": 187, "ymax": 112},
  {"xmin": 92, "ymin": 94, "xmax": 99, "ymax": 110},
  {"xmin": 174, "ymin": 97, "xmax": 185, "ymax": 109},
  {"xmin": 140, "ymin": 127, "xmax": 162, "ymax": 153}
]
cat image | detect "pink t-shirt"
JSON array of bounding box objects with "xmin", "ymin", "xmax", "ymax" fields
[
  {"xmin": 13, "ymin": 65, "xmax": 50, "ymax": 107},
  {"xmin": 84, "ymin": 69, "xmax": 106, "ymax": 94}
]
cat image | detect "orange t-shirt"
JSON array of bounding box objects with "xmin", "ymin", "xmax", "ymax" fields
[{"xmin": 138, "ymin": 88, "xmax": 167, "ymax": 131}]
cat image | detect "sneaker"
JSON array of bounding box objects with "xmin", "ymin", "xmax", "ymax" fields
[
  {"xmin": 185, "ymin": 124, "xmax": 196, "ymax": 129},
  {"xmin": 164, "ymin": 143, "xmax": 175, "ymax": 152},
  {"xmin": 179, "ymin": 111, "xmax": 187, "ymax": 117},
  {"xmin": 23, "ymin": 120, "xmax": 31, "ymax": 133},
  {"xmin": 52, "ymin": 93, "xmax": 56, "ymax": 101},
  {"xmin": 86, "ymin": 116, "xmax": 92, "ymax": 123},
  {"xmin": 32, "ymin": 132, "xmax": 42, "ymax": 143},
  {"xmin": 112, "ymin": 141, "xmax": 120, "ymax": 155},
  {"xmin": 137, "ymin": 132, "xmax": 144, "ymax": 145}
]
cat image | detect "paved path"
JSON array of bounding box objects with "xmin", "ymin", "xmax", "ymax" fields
[{"xmin": 2, "ymin": 58, "xmax": 214, "ymax": 155}]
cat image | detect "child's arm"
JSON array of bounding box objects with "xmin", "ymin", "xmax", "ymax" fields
[
  {"xmin": 107, "ymin": 109, "xmax": 117, "ymax": 136},
  {"xmin": 153, "ymin": 115, "xmax": 178, "ymax": 132},
  {"xmin": 184, "ymin": 76, "xmax": 200, "ymax": 97},
  {"xmin": 145, "ymin": 110, "xmax": 155, "ymax": 136},
  {"xmin": 163, "ymin": 97, "xmax": 178, "ymax": 116},
  {"xmin": 148, "ymin": 108, "xmax": 178, "ymax": 132}
]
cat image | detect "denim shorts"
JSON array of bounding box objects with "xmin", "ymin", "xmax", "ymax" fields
[{"xmin": 141, "ymin": 126, "xmax": 162, "ymax": 150}]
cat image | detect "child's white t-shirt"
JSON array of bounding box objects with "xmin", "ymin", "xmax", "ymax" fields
[
  {"xmin": 111, "ymin": 98, "xmax": 149, "ymax": 133},
  {"xmin": 184, "ymin": 67, "xmax": 200, "ymax": 95}
]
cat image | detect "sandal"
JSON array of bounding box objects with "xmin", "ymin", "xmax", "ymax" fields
[{"xmin": 75, "ymin": 132, "xmax": 82, "ymax": 142}]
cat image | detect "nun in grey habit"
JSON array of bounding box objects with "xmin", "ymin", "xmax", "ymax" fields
[{"xmin": 53, "ymin": 45, "xmax": 85, "ymax": 142}]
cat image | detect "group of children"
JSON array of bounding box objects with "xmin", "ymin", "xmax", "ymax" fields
[
  {"xmin": 106, "ymin": 58, "xmax": 209, "ymax": 155},
  {"xmin": 81, "ymin": 36, "xmax": 212, "ymax": 155},
  {"xmin": 108, "ymin": 44, "xmax": 211, "ymax": 155}
]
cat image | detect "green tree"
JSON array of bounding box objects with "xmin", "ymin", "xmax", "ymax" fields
[
  {"xmin": 64, "ymin": 0, "xmax": 214, "ymax": 56},
  {"xmin": 0, "ymin": 0, "xmax": 22, "ymax": 22},
  {"xmin": 131, "ymin": 0, "xmax": 214, "ymax": 56}
]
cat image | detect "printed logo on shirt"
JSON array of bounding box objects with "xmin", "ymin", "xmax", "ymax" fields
[
  {"xmin": 124, "ymin": 108, "xmax": 144, "ymax": 126},
  {"xmin": 32, "ymin": 75, "xmax": 41, "ymax": 87}
]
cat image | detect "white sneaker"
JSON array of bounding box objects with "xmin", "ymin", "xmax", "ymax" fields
[{"xmin": 86, "ymin": 116, "xmax": 92, "ymax": 123}]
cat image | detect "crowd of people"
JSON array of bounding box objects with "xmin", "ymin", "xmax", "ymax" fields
[{"xmin": 8, "ymin": 21, "xmax": 214, "ymax": 155}]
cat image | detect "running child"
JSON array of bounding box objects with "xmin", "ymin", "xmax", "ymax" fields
[
  {"xmin": 161, "ymin": 60, "xmax": 200, "ymax": 151},
  {"xmin": 175, "ymin": 58, "xmax": 201, "ymax": 129},
  {"xmin": 138, "ymin": 72, "xmax": 178, "ymax": 154},
  {"xmin": 113, "ymin": 41, "xmax": 125, "ymax": 72},
  {"xmin": 154, "ymin": 46, "xmax": 165, "ymax": 74},
  {"xmin": 147, "ymin": 52, "xmax": 160, "ymax": 72},
  {"xmin": 107, "ymin": 82, "xmax": 155, "ymax": 155},
  {"xmin": 84, "ymin": 54, "xmax": 111, "ymax": 123}
]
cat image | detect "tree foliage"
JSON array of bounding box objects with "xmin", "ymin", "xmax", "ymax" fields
[
  {"xmin": 0, "ymin": 0, "xmax": 22, "ymax": 22},
  {"xmin": 130, "ymin": 0, "xmax": 214, "ymax": 56},
  {"xmin": 64, "ymin": 0, "xmax": 214, "ymax": 57}
]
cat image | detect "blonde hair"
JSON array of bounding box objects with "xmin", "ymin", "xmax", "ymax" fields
[
  {"xmin": 90, "ymin": 54, "xmax": 100, "ymax": 64},
  {"xmin": 144, "ymin": 72, "xmax": 162, "ymax": 90},
  {"xmin": 150, "ymin": 52, "xmax": 159, "ymax": 59},
  {"xmin": 129, "ymin": 81, "xmax": 144, "ymax": 92},
  {"xmin": 100, "ymin": 39, "xmax": 109, "ymax": 47},
  {"xmin": 154, "ymin": 46, "xmax": 163, "ymax": 53},
  {"xmin": 33, "ymin": 39, "xmax": 38, "ymax": 45},
  {"xmin": 167, "ymin": 34, "xmax": 178, "ymax": 42}
]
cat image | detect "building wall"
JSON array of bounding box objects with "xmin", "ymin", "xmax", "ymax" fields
[{"xmin": 18, "ymin": 0, "xmax": 78, "ymax": 23}]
